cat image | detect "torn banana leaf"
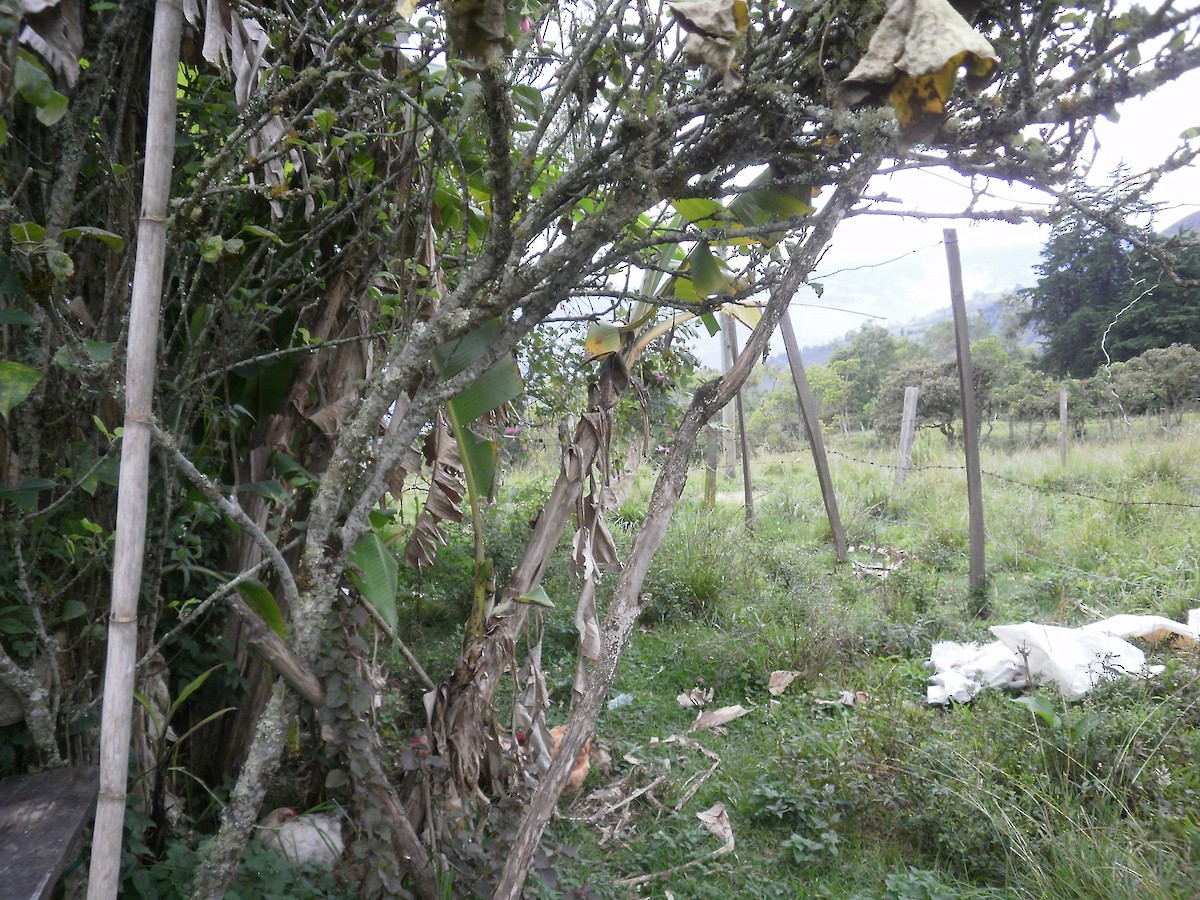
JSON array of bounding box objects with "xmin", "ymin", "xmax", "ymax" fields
[{"xmin": 840, "ymin": 0, "xmax": 998, "ymax": 137}]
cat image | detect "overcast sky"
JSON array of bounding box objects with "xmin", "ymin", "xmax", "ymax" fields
[{"xmin": 694, "ymin": 68, "xmax": 1200, "ymax": 366}]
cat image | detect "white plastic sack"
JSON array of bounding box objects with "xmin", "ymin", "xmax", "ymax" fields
[
  {"xmin": 926, "ymin": 609, "xmax": 1199, "ymax": 704},
  {"xmin": 927, "ymin": 640, "xmax": 1026, "ymax": 704},
  {"xmin": 991, "ymin": 623, "xmax": 1151, "ymax": 700}
]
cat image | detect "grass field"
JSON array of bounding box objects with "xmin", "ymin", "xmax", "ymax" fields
[{"xmin": 406, "ymin": 421, "xmax": 1200, "ymax": 898}]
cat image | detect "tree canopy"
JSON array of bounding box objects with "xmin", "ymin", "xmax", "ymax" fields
[{"xmin": 1023, "ymin": 197, "xmax": 1200, "ymax": 376}]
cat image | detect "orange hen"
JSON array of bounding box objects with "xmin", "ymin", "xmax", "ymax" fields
[{"xmin": 548, "ymin": 724, "xmax": 592, "ymax": 794}]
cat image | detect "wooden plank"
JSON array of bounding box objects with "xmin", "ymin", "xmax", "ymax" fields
[{"xmin": 0, "ymin": 766, "xmax": 98, "ymax": 900}]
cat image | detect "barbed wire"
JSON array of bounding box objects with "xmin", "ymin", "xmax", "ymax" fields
[
  {"xmin": 680, "ymin": 451, "xmax": 1198, "ymax": 604},
  {"xmin": 984, "ymin": 535, "xmax": 1200, "ymax": 605},
  {"xmin": 821, "ymin": 446, "xmax": 1200, "ymax": 510}
]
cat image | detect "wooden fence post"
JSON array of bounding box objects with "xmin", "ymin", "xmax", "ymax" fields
[
  {"xmin": 720, "ymin": 313, "xmax": 737, "ymax": 478},
  {"xmin": 896, "ymin": 386, "xmax": 919, "ymax": 485},
  {"xmin": 778, "ymin": 312, "xmax": 848, "ymax": 562},
  {"xmin": 1059, "ymin": 387, "xmax": 1069, "ymax": 466},
  {"xmin": 723, "ymin": 316, "xmax": 755, "ymax": 531},
  {"xmin": 944, "ymin": 229, "xmax": 987, "ymax": 603}
]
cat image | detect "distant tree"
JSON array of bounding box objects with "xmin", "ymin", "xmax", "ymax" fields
[
  {"xmin": 875, "ymin": 361, "xmax": 966, "ymax": 443},
  {"xmin": 1022, "ymin": 199, "xmax": 1141, "ymax": 375},
  {"xmin": 917, "ymin": 308, "xmax": 994, "ymax": 362},
  {"xmin": 1106, "ymin": 344, "xmax": 1200, "ymax": 424},
  {"xmin": 997, "ymin": 366, "xmax": 1059, "ymax": 422},
  {"xmin": 806, "ymin": 360, "xmax": 855, "ymax": 431},
  {"xmin": 827, "ymin": 323, "xmax": 908, "ymax": 429},
  {"xmin": 746, "ymin": 382, "xmax": 804, "ymax": 452},
  {"xmin": 1022, "ymin": 198, "xmax": 1200, "ymax": 376},
  {"xmin": 1113, "ymin": 247, "xmax": 1200, "ymax": 358}
]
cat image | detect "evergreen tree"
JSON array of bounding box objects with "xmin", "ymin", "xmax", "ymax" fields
[
  {"xmin": 1023, "ymin": 199, "xmax": 1200, "ymax": 376},
  {"xmin": 1021, "ymin": 202, "xmax": 1141, "ymax": 376}
]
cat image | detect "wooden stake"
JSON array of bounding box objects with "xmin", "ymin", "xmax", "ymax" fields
[
  {"xmin": 778, "ymin": 312, "xmax": 847, "ymax": 561},
  {"xmin": 703, "ymin": 424, "xmax": 718, "ymax": 507},
  {"xmin": 719, "ymin": 314, "xmax": 736, "ymax": 478},
  {"xmin": 944, "ymin": 229, "xmax": 987, "ymax": 599},
  {"xmin": 896, "ymin": 386, "xmax": 919, "ymax": 485},
  {"xmin": 723, "ymin": 316, "xmax": 755, "ymax": 532},
  {"xmin": 1059, "ymin": 386, "xmax": 1069, "ymax": 466}
]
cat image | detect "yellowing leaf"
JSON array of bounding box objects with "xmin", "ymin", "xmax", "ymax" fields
[
  {"xmin": 721, "ymin": 302, "xmax": 760, "ymax": 330},
  {"xmin": 584, "ymin": 321, "xmax": 621, "ymax": 362},
  {"xmin": 889, "ymin": 52, "xmax": 963, "ymax": 132}
]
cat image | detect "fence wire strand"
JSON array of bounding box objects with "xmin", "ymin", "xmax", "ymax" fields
[{"xmin": 821, "ymin": 446, "xmax": 1200, "ymax": 510}]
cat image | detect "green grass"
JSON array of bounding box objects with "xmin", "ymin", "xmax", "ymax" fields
[{"xmin": 382, "ymin": 421, "xmax": 1200, "ymax": 897}]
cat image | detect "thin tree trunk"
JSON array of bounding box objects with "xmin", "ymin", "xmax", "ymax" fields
[
  {"xmin": 87, "ymin": 0, "xmax": 182, "ymax": 896},
  {"xmin": 0, "ymin": 649, "xmax": 62, "ymax": 765},
  {"xmin": 492, "ymin": 144, "xmax": 884, "ymax": 899}
]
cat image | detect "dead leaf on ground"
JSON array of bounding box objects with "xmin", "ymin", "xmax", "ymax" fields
[
  {"xmin": 688, "ymin": 704, "xmax": 749, "ymax": 732},
  {"xmin": 676, "ymin": 686, "xmax": 714, "ymax": 708},
  {"xmin": 767, "ymin": 670, "xmax": 800, "ymax": 696},
  {"xmin": 696, "ymin": 802, "xmax": 735, "ymax": 853}
]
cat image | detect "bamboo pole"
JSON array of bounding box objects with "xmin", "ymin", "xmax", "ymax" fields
[
  {"xmin": 778, "ymin": 312, "xmax": 847, "ymax": 561},
  {"xmin": 943, "ymin": 229, "xmax": 987, "ymax": 600},
  {"xmin": 87, "ymin": 1, "xmax": 182, "ymax": 896}
]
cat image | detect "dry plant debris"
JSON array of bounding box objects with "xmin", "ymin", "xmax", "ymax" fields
[
  {"xmin": 767, "ymin": 670, "xmax": 801, "ymax": 696},
  {"xmin": 688, "ymin": 704, "xmax": 750, "ymax": 732},
  {"xmin": 676, "ymin": 686, "xmax": 714, "ymax": 708}
]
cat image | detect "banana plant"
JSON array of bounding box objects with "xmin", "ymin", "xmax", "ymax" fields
[{"xmin": 347, "ymin": 316, "xmax": 523, "ymax": 641}]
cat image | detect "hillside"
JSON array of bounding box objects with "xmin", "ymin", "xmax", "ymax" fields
[{"xmin": 779, "ymin": 290, "xmax": 1038, "ymax": 367}]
